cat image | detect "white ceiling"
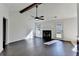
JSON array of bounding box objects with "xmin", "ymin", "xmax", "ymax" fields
[{"xmin": 4, "ymin": 3, "xmax": 77, "ymax": 20}]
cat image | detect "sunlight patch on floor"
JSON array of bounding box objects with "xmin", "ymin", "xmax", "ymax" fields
[{"xmin": 25, "ymin": 30, "xmax": 34, "ymax": 40}]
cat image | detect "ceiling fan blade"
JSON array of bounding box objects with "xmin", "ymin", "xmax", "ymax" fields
[
  {"xmin": 37, "ymin": 17, "xmax": 44, "ymax": 20},
  {"xmin": 40, "ymin": 19, "xmax": 44, "ymax": 20},
  {"xmin": 20, "ymin": 3, "xmax": 42, "ymax": 13},
  {"xmin": 39, "ymin": 16, "xmax": 44, "ymax": 20},
  {"xmin": 39, "ymin": 16, "xmax": 44, "ymax": 18}
]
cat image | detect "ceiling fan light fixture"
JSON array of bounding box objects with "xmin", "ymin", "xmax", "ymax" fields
[
  {"xmin": 35, "ymin": 18, "xmax": 39, "ymax": 21},
  {"xmin": 35, "ymin": 17, "xmax": 39, "ymax": 21}
]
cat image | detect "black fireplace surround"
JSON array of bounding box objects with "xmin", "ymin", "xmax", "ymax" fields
[{"xmin": 42, "ymin": 30, "xmax": 52, "ymax": 42}]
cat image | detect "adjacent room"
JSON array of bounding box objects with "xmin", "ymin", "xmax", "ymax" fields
[{"xmin": 0, "ymin": 3, "xmax": 77, "ymax": 56}]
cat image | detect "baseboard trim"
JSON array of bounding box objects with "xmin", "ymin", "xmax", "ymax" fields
[
  {"xmin": 62, "ymin": 40, "xmax": 74, "ymax": 46},
  {"xmin": 7, "ymin": 39, "xmax": 26, "ymax": 45}
]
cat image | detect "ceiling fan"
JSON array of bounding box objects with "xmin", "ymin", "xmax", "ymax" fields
[
  {"xmin": 31, "ymin": 4, "xmax": 44, "ymax": 21},
  {"xmin": 19, "ymin": 3, "xmax": 44, "ymax": 21}
]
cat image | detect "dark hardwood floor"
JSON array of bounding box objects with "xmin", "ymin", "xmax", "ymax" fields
[
  {"xmin": 0, "ymin": 37, "xmax": 76, "ymax": 56},
  {"xmin": 77, "ymin": 41, "xmax": 79, "ymax": 56}
]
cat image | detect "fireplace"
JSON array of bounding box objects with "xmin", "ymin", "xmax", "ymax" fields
[{"xmin": 42, "ymin": 30, "xmax": 52, "ymax": 42}]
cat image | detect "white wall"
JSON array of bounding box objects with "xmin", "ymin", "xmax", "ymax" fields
[
  {"xmin": 63, "ymin": 17, "xmax": 77, "ymax": 45},
  {"xmin": 77, "ymin": 4, "xmax": 79, "ymax": 38},
  {"xmin": 0, "ymin": 4, "xmax": 9, "ymax": 53},
  {"xmin": 7, "ymin": 10, "xmax": 34, "ymax": 44}
]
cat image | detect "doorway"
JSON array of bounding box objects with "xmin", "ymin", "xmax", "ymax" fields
[
  {"xmin": 3, "ymin": 17, "xmax": 7, "ymax": 49},
  {"xmin": 55, "ymin": 20, "xmax": 63, "ymax": 39}
]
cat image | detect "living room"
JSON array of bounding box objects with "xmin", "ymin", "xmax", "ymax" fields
[{"xmin": 0, "ymin": 3, "xmax": 77, "ymax": 56}]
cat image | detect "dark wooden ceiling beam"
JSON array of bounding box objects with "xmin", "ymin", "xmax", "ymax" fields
[{"xmin": 19, "ymin": 3, "xmax": 42, "ymax": 13}]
